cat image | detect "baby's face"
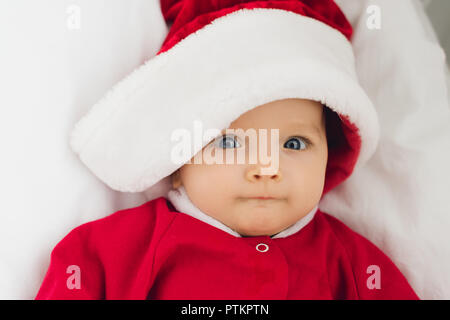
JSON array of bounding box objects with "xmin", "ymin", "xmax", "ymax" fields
[{"xmin": 172, "ymin": 98, "xmax": 328, "ymax": 237}]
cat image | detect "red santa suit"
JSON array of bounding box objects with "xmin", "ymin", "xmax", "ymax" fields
[{"xmin": 35, "ymin": 186, "xmax": 418, "ymax": 300}]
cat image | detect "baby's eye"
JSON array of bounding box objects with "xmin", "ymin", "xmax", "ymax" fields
[
  {"xmin": 284, "ymin": 137, "xmax": 309, "ymax": 150},
  {"xmin": 214, "ymin": 134, "xmax": 241, "ymax": 149}
]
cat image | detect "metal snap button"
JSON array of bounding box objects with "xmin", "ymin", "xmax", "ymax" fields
[{"xmin": 256, "ymin": 243, "xmax": 269, "ymax": 252}]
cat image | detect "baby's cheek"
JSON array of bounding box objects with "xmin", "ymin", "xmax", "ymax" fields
[{"xmin": 288, "ymin": 168, "xmax": 324, "ymax": 202}]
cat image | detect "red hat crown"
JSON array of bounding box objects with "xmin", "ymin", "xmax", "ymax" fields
[{"xmin": 159, "ymin": 0, "xmax": 353, "ymax": 54}]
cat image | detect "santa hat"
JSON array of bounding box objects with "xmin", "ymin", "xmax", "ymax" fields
[{"xmin": 70, "ymin": 0, "xmax": 379, "ymax": 196}]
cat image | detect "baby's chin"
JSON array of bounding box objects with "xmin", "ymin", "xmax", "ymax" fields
[
  {"xmin": 232, "ymin": 212, "xmax": 289, "ymax": 237},
  {"xmin": 230, "ymin": 201, "xmax": 309, "ymax": 237}
]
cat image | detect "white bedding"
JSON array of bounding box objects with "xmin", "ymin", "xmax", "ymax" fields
[
  {"xmin": 333, "ymin": 0, "xmax": 450, "ymax": 299},
  {"xmin": 1, "ymin": 0, "xmax": 449, "ymax": 299},
  {"xmin": 0, "ymin": 0, "xmax": 167, "ymax": 299}
]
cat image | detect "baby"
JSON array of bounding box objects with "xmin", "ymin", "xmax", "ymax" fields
[
  {"xmin": 170, "ymin": 98, "xmax": 328, "ymax": 239},
  {"xmin": 36, "ymin": 0, "xmax": 420, "ymax": 300},
  {"xmin": 36, "ymin": 98, "xmax": 418, "ymax": 299}
]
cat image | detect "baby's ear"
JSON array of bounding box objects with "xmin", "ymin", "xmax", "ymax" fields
[{"xmin": 171, "ymin": 169, "xmax": 182, "ymax": 189}]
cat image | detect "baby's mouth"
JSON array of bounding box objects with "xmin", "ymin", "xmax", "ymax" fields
[
  {"xmin": 236, "ymin": 196, "xmax": 286, "ymax": 203},
  {"xmin": 244, "ymin": 197, "xmax": 284, "ymax": 203},
  {"xmin": 250, "ymin": 196, "xmax": 275, "ymax": 200}
]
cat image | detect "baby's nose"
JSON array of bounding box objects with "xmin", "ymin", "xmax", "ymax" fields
[{"xmin": 245, "ymin": 166, "xmax": 282, "ymax": 183}]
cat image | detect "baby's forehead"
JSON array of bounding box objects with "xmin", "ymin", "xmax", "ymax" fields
[
  {"xmin": 224, "ymin": 101, "xmax": 325, "ymax": 131},
  {"xmin": 221, "ymin": 121, "xmax": 323, "ymax": 137}
]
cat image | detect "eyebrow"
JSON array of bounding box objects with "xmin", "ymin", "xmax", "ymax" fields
[
  {"xmin": 286, "ymin": 121, "xmax": 323, "ymax": 139},
  {"xmin": 221, "ymin": 122, "xmax": 324, "ymax": 140}
]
